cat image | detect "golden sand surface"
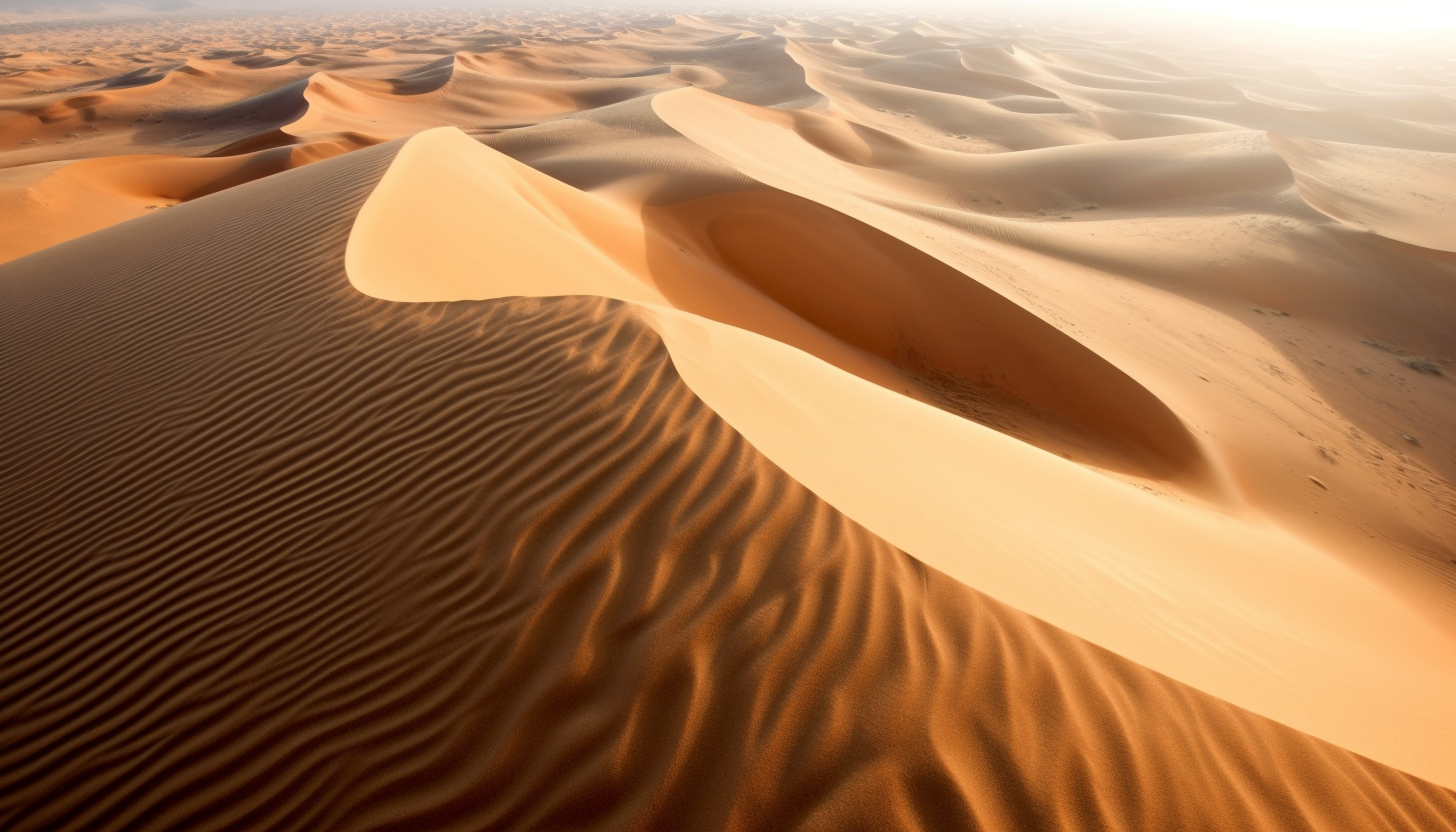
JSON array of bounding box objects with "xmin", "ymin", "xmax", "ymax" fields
[{"xmin": 2, "ymin": 7, "xmax": 1455, "ymax": 830}]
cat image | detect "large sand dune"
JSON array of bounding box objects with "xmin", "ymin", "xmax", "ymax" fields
[{"xmin": 2, "ymin": 7, "xmax": 1456, "ymax": 830}]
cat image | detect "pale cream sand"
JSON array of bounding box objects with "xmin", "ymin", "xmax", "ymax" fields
[{"xmin": 2, "ymin": 8, "xmax": 1455, "ymax": 830}]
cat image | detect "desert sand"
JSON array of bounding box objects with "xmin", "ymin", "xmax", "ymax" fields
[{"xmin": 2, "ymin": 6, "xmax": 1455, "ymax": 831}]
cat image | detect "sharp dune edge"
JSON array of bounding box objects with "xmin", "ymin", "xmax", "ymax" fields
[
  {"xmin": 347, "ymin": 124, "xmax": 1456, "ymax": 789},
  {"xmin": 1, "ymin": 131, "xmax": 1452, "ymax": 832},
  {"xmin": 1269, "ymin": 133, "xmax": 1456, "ymax": 252},
  {"xmin": 3, "ymin": 9, "xmax": 1456, "ymax": 830}
]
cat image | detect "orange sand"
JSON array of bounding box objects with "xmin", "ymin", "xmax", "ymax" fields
[{"xmin": 2, "ymin": 7, "xmax": 1455, "ymax": 830}]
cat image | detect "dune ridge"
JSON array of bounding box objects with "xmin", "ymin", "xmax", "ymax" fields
[
  {"xmin": 346, "ymin": 124, "xmax": 1456, "ymax": 788},
  {"xmin": 0, "ymin": 136, "xmax": 369, "ymax": 261},
  {"xmin": 1269, "ymin": 132, "xmax": 1456, "ymax": 251},
  {"xmin": 4, "ymin": 9, "xmax": 1456, "ymax": 828},
  {"xmin": 2, "ymin": 138, "xmax": 1455, "ymax": 832}
]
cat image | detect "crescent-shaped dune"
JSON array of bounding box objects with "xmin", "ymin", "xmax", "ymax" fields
[
  {"xmin": 1270, "ymin": 132, "xmax": 1456, "ymax": 252},
  {"xmin": 0, "ymin": 139, "xmax": 366, "ymax": 262},
  {"xmin": 1, "ymin": 135, "xmax": 1453, "ymax": 832},
  {"xmin": 3, "ymin": 10, "xmax": 1456, "ymax": 830},
  {"xmin": 345, "ymin": 124, "xmax": 1456, "ymax": 789}
]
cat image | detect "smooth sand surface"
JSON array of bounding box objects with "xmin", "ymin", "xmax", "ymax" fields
[
  {"xmin": 3, "ymin": 8, "xmax": 1456, "ymax": 830},
  {"xmin": 348, "ymin": 124, "xmax": 1456, "ymax": 790},
  {"xmin": 0, "ymin": 139, "xmax": 364, "ymax": 261},
  {"xmin": 3, "ymin": 132, "xmax": 1454, "ymax": 832},
  {"xmin": 1269, "ymin": 133, "xmax": 1456, "ymax": 252}
]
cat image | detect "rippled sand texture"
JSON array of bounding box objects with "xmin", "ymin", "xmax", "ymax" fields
[{"xmin": 3, "ymin": 9, "xmax": 1456, "ymax": 831}]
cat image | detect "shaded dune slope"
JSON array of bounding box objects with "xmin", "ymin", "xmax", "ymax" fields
[
  {"xmin": 651, "ymin": 188, "xmax": 1207, "ymax": 480},
  {"xmin": 1, "ymin": 140, "xmax": 1454, "ymax": 831},
  {"xmin": 353, "ymin": 126, "xmax": 1209, "ymax": 484},
  {"xmin": 1269, "ymin": 132, "xmax": 1456, "ymax": 251},
  {"xmin": 348, "ymin": 129, "xmax": 1456, "ymax": 788},
  {"xmin": 0, "ymin": 138, "xmax": 368, "ymax": 263}
]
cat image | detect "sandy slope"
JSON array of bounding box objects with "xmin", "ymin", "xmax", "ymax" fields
[
  {"xmin": 0, "ymin": 138, "xmax": 365, "ymax": 261},
  {"xmin": 347, "ymin": 124, "xmax": 1456, "ymax": 790},
  {"xmin": 3, "ymin": 133, "xmax": 1454, "ymax": 832},
  {"xmin": 1270, "ymin": 133, "xmax": 1456, "ymax": 251},
  {"xmin": 4, "ymin": 8, "xmax": 1456, "ymax": 829}
]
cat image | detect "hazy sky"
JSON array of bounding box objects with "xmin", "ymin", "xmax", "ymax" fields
[
  {"xmin": 9, "ymin": 0, "xmax": 1452, "ymax": 36},
  {"xmin": 960, "ymin": 0, "xmax": 1456, "ymax": 31}
]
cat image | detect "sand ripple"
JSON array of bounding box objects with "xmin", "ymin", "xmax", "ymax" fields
[{"xmin": 1, "ymin": 137, "xmax": 1453, "ymax": 831}]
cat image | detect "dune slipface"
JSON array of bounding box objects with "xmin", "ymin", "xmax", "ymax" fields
[
  {"xmin": 2, "ymin": 138, "xmax": 1454, "ymax": 832},
  {"xmin": 3, "ymin": 8, "xmax": 1456, "ymax": 832},
  {"xmin": 346, "ymin": 124, "xmax": 1456, "ymax": 791}
]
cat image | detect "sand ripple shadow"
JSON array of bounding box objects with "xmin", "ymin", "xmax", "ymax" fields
[{"xmin": 0, "ymin": 131, "xmax": 1453, "ymax": 832}]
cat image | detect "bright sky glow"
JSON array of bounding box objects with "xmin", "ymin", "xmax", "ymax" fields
[{"xmin": 1040, "ymin": 0, "xmax": 1456, "ymax": 32}]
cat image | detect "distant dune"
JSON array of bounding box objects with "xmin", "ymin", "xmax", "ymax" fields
[{"xmin": 2, "ymin": 9, "xmax": 1455, "ymax": 831}]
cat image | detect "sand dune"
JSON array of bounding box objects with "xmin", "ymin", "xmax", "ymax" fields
[
  {"xmin": 639, "ymin": 84, "xmax": 1456, "ymax": 636},
  {"xmin": 2, "ymin": 134, "xmax": 1454, "ymax": 832},
  {"xmin": 1270, "ymin": 132, "xmax": 1456, "ymax": 251},
  {"xmin": 347, "ymin": 123, "xmax": 1456, "ymax": 789},
  {"xmin": 0, "ymin": 138, "xmax": 364, "ymax": 261},
  {"xmin": 351, "ymin": 127, "xmax": 1204, "ymax": 481},
  {"xmin": 3, "ymin": 7, "xmax": 1456, "ymax": 829},
  {"xmin": 280, "ymin": 54, "xmax": 674, "ymax": 140}
]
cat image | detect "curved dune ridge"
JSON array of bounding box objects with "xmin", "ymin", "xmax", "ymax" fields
[
  {"xmin": 1269, "ymin": 133, "xmax": 1456, "ymax": 251},
  {"xmin": 347, "ymin": 124, "xmax": 1456, "ymax": 790},
  {"xmin": 0, "ymin": 137, "xmax": 369, "ymax": 261},
  {"xmin": 2, "ymin": 133, "xmax": 1455, "ymax": 832},
  {"xmin": 4, "ymin": 8, "xmax": 1456, "ymax": 830}
]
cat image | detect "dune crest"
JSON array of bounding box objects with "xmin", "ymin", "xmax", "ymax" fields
[
  {"xmin": 352, "ymin": 126, "xmax": 1206, "ymax": 482},
  {"xmin": 346, "ymin": 125, "xmax": 1456, "ymax": 789},
  {"xmin": 1270, "ymin": 133, "xmax": 1456, "ymax": 251},
  {"xmin": 1, "ymin": 132, "xmax": 1453, "ymax": 832},
  {"xmin": 5, "ymin": 9, "xmax": 1456, "ymax": 827},
  {"xmin": 0, "ymin": 139, "xmax": 366, "ymax": 262}
]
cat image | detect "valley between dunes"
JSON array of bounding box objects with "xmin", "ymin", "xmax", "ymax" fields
[{"xmin": 2, "ymin": 8, "xmax": 1456, "ymax": 831}]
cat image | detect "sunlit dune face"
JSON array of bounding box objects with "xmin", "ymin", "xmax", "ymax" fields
[{"xmin": 2, "ymin": 6, "xmax": 1455, "ymax": 831}]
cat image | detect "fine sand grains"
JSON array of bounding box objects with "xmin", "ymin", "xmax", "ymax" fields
[
  {"xmin": 1, "ymin": 138, "xmax": 1454, "ymax": 832},
  {"xmin": 4, "ymin": 11, "xmax": 1456, "ymax": 830}
]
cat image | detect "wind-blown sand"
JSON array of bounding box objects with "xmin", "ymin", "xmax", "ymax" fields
[{"xmin": 2, "ymin": 8, "xmax": 1455, "ymax": 830}]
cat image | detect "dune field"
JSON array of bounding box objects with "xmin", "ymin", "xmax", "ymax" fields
[{"xmin": 2, "ymin": 5, "xmax": 1456, "ymax": 830}]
